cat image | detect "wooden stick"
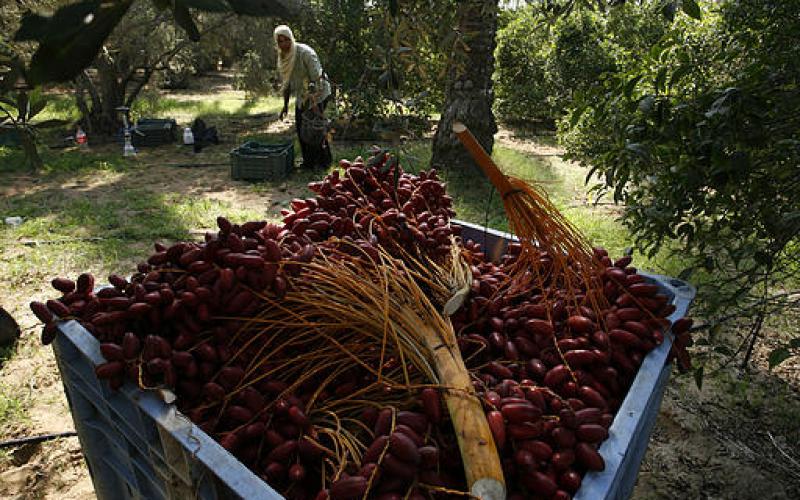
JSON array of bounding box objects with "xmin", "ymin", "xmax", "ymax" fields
[
  {"xmin": 423, "ymin": 328, "xmax": 506, "ymax": 500},
  {"xmin": 452, "ymin": 122, "xmax": 512, "ymax": 196}
]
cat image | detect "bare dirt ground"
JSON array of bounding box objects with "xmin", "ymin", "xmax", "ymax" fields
[{"xmin": 1, "ymin": 83, "xmax": 798, "ymax": 499}]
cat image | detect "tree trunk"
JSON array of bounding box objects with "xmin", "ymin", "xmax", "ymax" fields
[
  {"xmin": 74, "ymin": 52, "xmax": 127, "ymax": 137},
  {"xmin": 94, "ymin": 51, "xmax": 126, "ymax": 136},
  {"xmin": 19, "ymin": 130, "xmax": 43, "ymax": 173},
  {"xmin": 431, "ymin": 0, "xmax": 499, "ymax": 177}
]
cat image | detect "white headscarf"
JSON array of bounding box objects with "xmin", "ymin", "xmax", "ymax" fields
[{"xmin": 273, "ymin": 25, "xmax": 296, "ymax": 90}]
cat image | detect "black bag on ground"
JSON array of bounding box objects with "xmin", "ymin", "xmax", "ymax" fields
[{"xmin": 191, "ymin": 118, "xmax": 219, "ymax": 152}]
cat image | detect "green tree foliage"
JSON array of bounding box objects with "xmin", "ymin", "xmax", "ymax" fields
[
  {"xmin": 494, "ymin": 7, "xmax": 556, "ymax": 122},
  {"xmin": 287, "ymin": 0, "xmax": 455, "ymax": 136},
  {"xmin": 493, "ymin": 4, "xmax": 660, "ymax": 124},
  {"xmin": 12, "ymin": 0, "xmax": 301, "ymax": 86},
  {"xmin": 71, "ymin": 3, "xmax": 236, "ymax": 134},
  {"xmin": 5, "ymin": 0, "xmax": 301, "ymax": 136},
  {"xmin": 1, "ymin": 26, "xmax": 69, "ymax": 170},
  {"xmin": 561, "ymin": 0, "xmax": 800, "ymax": 367},
  {"xmin": 0, "ymin": 48, "xmax": 66, "ymax": 172},
  {"xmin": 235, "ymin": 49, "xmax": 277, "ymax": 99}
]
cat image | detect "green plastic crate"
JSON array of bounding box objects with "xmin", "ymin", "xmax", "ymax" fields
[
  {"xmin": 131, "ymin": 119, "xmax": 177, "ymax": 147},
  {"xmin": 230, "ymin": 141, "xmax": 294, "ymax": 182}
]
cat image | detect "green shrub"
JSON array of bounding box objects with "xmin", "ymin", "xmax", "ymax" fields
[
  {"xmin": 234, "ymin": 50, "xmax": 278, "ymax": 99},
  {"xmin": 494, "ymin": 7, "xmax": 556, "ymax": 122},
  {"xmin": 494, "ymin": 8, "xmax": 617, "ymax": 124},
  {"xmin": 560, "ymin": 0, "xmax": 800, "ymax": 368}
]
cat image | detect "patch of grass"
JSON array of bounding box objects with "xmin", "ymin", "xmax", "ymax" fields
[
  {"xmin": 721, "ymin": 370, "xmax": 800, "ymax": 444},
  {"xmin": 0, "ymin": 387, "xmax": 26, "ymax": 427},
  {"xmin": 38, "ymin": 94, "xmax": 80, "ymax": 123},
  {"xmin": 0, "ymin": 345, "xmax": 15, "ymax": 365},
  {"xmin": 132, "ymin": 94, "xmax": 283, "ymax": 123},
  {"xmin": 0, "ymin": 146, "xmax": 131, "ymax": 176},
  {"xmin": 34, "ymin": 88, "xmax": 283, "ymax": 125},
  {"xmin": 0, "ymin": 158, "xmax": 270, "ymax": 291}
]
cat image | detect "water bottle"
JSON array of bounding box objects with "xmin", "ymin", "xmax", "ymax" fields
[
  {"xmin": 75, "ymin": 127, "xmax": 88, "ymax": 149},
  {"xmin": 123, "ymin": 131, "xmax": 136, "ymax": 157},
  {"xmin": 183, "ymin": 127, "xmax": 195, "ymax": 145}
]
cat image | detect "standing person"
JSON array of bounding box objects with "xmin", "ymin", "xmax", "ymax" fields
[{"xmin": 274, "ymin": 25, "xmax": 332, "ymax": 170}]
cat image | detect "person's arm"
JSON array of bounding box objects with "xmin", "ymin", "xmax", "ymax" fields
[
  {"xmin": 303, "ymin": 48, "xmax": 326, "ymax": 105},
  {"xmin": 280, "ymin": 85, "xmax": 291, "ymax": 120}
]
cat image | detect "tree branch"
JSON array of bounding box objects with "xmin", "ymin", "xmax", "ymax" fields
[
  {"xmin": 74, "ymin": 71, "xmax": 102, "ymax": 133},
  {"xmin": 124, "ymin": 13, "xmax": 236, "ymax": 107}
]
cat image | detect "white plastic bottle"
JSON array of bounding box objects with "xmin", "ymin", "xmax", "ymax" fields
[
  {"xmin": 183, "ymin": 127, "xmax": 195, "ymax": 145},
  {"xmin": 123, "ymin": 131, "xmax": 136, "ymax": 157}
]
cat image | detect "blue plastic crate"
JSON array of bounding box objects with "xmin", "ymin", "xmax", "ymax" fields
[
  {"xmin": 53, "ymin": 320, "xmax": 283, "ymax": 500},
  {"xmin": 456, "ymin": 220, "xmax": 696, "ymax": 500},
  {"xmin": 53, "ymin": 220, "xmax": 694, "ymax": 500}
]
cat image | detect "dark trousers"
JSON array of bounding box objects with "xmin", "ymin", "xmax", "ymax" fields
[{"xmin": 295, "ymin": 97, "xmax": 332, "ymax": 169}]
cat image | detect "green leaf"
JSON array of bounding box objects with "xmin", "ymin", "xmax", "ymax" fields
[
  {"xmin": 693, "ymin": 365, "xmax": 704, "ymax": 390},
  {"xmin": 26, "ymin": 1, "xmax": 134, "ymax": 85},
  {"xmin": 0, "ymin": 96, "xmax": 16, "ymax": 108},
  {"xmin": 13, "ymin": 13, "xmax": 53, "ymax": 42},
  {"xmin": 584, "ymin": 164, "xmax": 600, "ymax": 185},
  {"xmin": 768, "ymin": 347, "xmax": 791, "ymax": 370},
  {"xmin": 15, "ymin": 2, "xmax": 97, "ymax": 43},
  {"xmin": 681, "ymin": 0, "xmax": 702, "ymax": 20},
  {"xmin": 655, "ymin": 67, "xmax": 668, "ymax": 93},
  {"xmin": 670, "ymin": 64, "xmax": 691, "ymax": 86},
  {"xmin": 570, "ymin": 104, "xmax": 588, "ymax": 127},
  {"xmin": 27, "ymin": 98, "xmax": 47, "ymax": 121},
  {"xmin": 624, "ymin": 75, "xmax": 642, "ymax": 99},
  {"xmin": 173, "ymin": 2, "xmax": 201, "ymax": 41},
  {"xmin": 648, "ymin": 43, "xmax": 663, "ymax": 61}
]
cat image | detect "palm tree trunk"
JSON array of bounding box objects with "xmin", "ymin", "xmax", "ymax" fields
[{"xmin": 431, "ymin": 0, "xmax": 499, "ymax": 177}]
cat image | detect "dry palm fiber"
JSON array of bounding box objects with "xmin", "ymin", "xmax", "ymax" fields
[
  {"xmin": 228, "ymin": 242, "xmax": 505, "ymax": 500},
  {"xmin": 452, "ymin": 122, "xmax": 608, "ymax": 318}
]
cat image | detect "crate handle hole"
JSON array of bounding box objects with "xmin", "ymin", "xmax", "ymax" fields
[{"xmin": 669, "ymin": 278, "xmax": 688, "ymax": 289}]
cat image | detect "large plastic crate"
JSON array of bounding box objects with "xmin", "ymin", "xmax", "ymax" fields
[
  {"xmin": 53, "ymin": 320, "xmax": 283, "ymax": 500},
  {"xmin": 230, "ymin": 141, "xmax": 294, "ymax": 182},
  {"xmin": 53, "ymin": 220, "xmax": 694, "ymax": 500},
  {"xmin": 131, "ymin": 119, "xmax": 178, "ymax": 147},
  {"xmin": 457, "ymin": 220, "xmax": 696, "ymax": 500}
]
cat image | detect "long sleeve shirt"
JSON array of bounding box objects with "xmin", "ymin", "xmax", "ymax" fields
[{"xmin": 284, "ymin": 43, "xmax": 331, "ymax": 108}]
